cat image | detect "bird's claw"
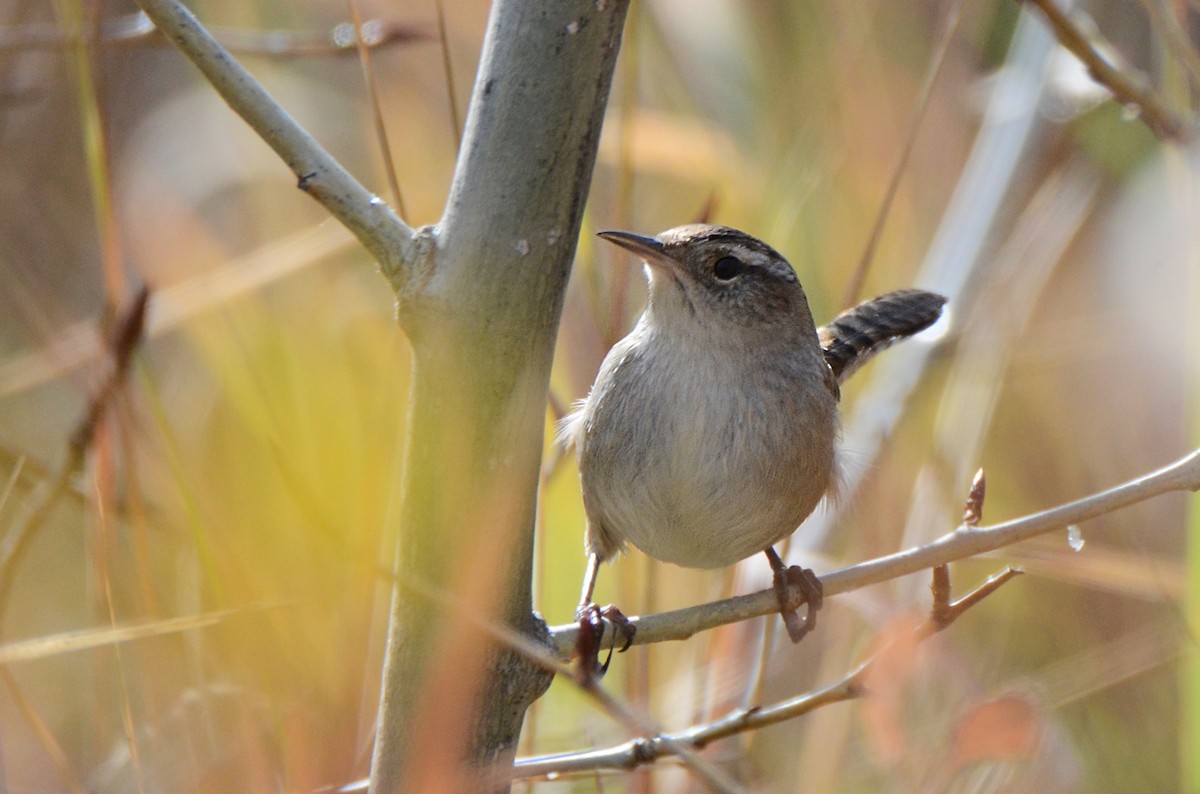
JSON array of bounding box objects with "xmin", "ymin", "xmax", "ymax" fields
[
  {"xmin": 574, "ymin": 602, "xmax": 636, "ymax": 678},
  {"xmin": 772, "ymin": 565, "xmax": 823, "ymax": 644}
]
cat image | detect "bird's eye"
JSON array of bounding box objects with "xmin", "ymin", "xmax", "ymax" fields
[{"xmin": 713, "ymin": 256, "xmax": 744, "ymax": 280}]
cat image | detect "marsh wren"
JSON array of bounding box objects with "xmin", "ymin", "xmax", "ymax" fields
[{"xmin": 561, "ymin": 224, "xmax": 945, "ymax": 646}]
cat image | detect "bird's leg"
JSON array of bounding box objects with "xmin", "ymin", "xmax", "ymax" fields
[
  {"xmin": 577, "ymin": 552, "xmax": 602, "ymax": 616},
  {"xmin": 765, "ymin": 546, "xmax": 823, "ymax": 644},
  {"xmin": 574, "ymin": 553, "xmax": 636, "ymax": 676}
]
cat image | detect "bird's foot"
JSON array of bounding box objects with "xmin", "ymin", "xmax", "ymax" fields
[
  {"xmin": 574, "ymin": 602, "xmax": 636, "ymax": 678},
  {"xmin": 771, "ymin": 564, "xmax": 823, "ymax": 644}
]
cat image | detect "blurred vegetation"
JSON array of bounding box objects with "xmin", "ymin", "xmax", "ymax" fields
[{"xmin": 0, "ymin": 0, "xmax": 1197, "ymax": 792}]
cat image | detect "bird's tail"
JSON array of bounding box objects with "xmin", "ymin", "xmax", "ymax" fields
[{"xmin": 818, "ymin": 289, "xmax": 946, "ymax": 383}]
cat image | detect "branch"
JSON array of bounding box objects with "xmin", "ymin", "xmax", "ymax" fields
[
  {"xmin": 368, "ymin": 1, "xmax": 631, "ymax": 789},
  {"xmin": 0, "ymin": 12, "xmax": 430, "ymax": 57},
  {"xmin": 551, "ymin": 447, "xmax": 1200, "ymax": 656},
  {"xmin": 130, "ymin": 0, "xmax": 423, "ymax": 292},
  {"xmin": 517, "ymin": 566, "xmax": 1021, "ymax": 781},
  {"xmin": 1021, "ymin": 0, "xmax": 1192, "ymax": 141}
]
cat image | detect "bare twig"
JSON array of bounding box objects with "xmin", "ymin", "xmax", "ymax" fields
[
  {"xmin": 551, "ymin": 447, "xmax": 1200, "ymax": 656},
  {"xmin": 930, "ymin": 566, "xmax": 1022, "ymax": 628},
  {"xmin": 514, "ymin": 672, "xmax": 862, "ymax": 782},
  {"xmin": 576, "ymin": 681, "xmax": 744, "ymax": 794},
  {"xmin": 0, "ymin": 12, "xmax": 429, "ymax": 56},
  {"xmin": 517, "ymin": 566, "xmax": 1020, "ymax": 781},
  {"xmin": 130, "ymin": 0, "xmax": 422, "ymax": 292},
  {"xmin": 1021, "ymin": 0, "xmax": 1192, "ymax": 140}
]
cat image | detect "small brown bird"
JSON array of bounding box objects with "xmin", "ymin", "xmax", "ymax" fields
[{"xmin": 560, "ymin": 224, "xmax": 945, "ymax": 646}]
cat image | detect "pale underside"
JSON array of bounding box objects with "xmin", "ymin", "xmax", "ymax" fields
[{"xmin": 562, "ymin": 318, "xmax": 840, "ymax": 569}]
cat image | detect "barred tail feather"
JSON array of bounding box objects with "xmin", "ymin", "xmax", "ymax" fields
[{"xmin": 818, "ymin": 289, "xmax": 946, "ymax": 383}]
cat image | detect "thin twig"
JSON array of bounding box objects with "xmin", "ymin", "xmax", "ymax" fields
[
  {"xmin": 551, "ymin": 447, "xmax": 1200, "ymax": 656},
  {"xmin": 130, "ymin": 0, "xmax": 421, "ymax": 290},
  {"xmin": 0, "ymin": 12, "xmax": 430, "ymax": 56},
  {"xmin": 930, "ymin": 566, "xmax": 1023, "ymax": 628},
  {"xmin": 514, "ymin": 671, "xmax": 861, "ymax": 783},
  {"xmin": 578, "ymin": 680, "xmax": 744, "ymax": 794},
  {"xmin": 1021, "ymin": 0, "xmax": 1191, "ymax": 140},
  {"xmin": 513, "ymin": 443, "xmax": 1152, "ymax": 784}
]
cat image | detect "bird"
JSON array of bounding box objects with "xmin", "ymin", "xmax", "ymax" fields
[{"xmin": 559, "ymin": 224, "xmax": 946, "ymax": 649}]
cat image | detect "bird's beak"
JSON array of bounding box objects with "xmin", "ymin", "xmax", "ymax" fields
[{"xmin": 597, "ymin": 230, "xmax": 675, "ymax": 270}]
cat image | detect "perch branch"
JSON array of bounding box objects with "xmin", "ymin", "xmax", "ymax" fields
[
  {"xmin": 516, "ymin": 566, "xmax": 1021, "ymax": 781},
  {"xmin": 551, "ymin": 447, "xmax": 1200, "ymax": 656}
]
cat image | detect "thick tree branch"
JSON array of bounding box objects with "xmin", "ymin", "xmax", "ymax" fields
[
  {"xmin": 131, "ymin": 0, "xmax": 422, "ymax": 291},
  {"xmin": 131, "ymin": 2, "xmax": 631, "ymax": 790},
  {"xmin": 551, "ymin": 447, "xmax": 1200, "ymax": 656},
  {"xmin": 368, "ymin": 2, "xmax": 630, "ymax": 791}
]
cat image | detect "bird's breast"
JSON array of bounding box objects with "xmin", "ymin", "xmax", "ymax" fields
[{"xmin": 579, "ymin": 332, "xmax": 839, "ymax": 569}]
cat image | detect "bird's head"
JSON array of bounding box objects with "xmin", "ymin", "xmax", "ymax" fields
[{"xmin": 598, "ymin": 224, "xmax": 814, "ymax": 333}]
